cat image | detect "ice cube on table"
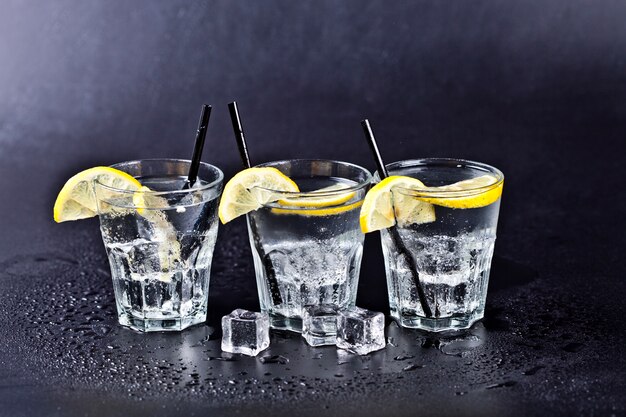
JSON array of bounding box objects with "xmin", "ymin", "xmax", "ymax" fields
[
  {"xmin": 221, "ymin": 309, "xmax": 270, "ymax": 356},
  {"xmin": 336, "ymin": 307, "xmax": 386, "ymax": 355},
  {"xmin": 302, "ymin": 304, "xmax": 338, "ymax": 346}
]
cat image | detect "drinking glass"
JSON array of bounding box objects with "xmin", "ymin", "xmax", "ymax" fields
[
  {"xmin": 246, "ymin": 159, "xmax": 372, "ymax": 332},
  {"xmin": 94, "ymin": 159, "xmax": 223, "ymax": 332},
  {"xmin": 380, "ymin": 158, "xmax": 503, "ymax": 332}
]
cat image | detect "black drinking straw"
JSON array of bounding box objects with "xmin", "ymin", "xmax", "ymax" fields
[
  {"xmin": 227, "ymin": 101, "xmax": 283, "ymax": 306},
  {"xmin": 184, "ymin": 104, "xmax": 212, "ymax": 188},
  {"xmin": 227, "ymin": 102, "xmax": 251, "ymax": 169},
  {"xmin": 360, "ymin": 119, "xmax": 433, "ymax": 318}
]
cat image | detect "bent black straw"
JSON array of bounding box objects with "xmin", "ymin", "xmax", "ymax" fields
[
  {"xmin": 227, "ymin": 101, "xmax": 282, "ymax": 306},
  {"xmin": 360, "ymin": 119, "xmax": 433, "ymax": 318}
]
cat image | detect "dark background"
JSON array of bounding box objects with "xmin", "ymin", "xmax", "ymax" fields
[{"xmin": 1, "ymin": 1, "xmax": 625, "ymax": 416}]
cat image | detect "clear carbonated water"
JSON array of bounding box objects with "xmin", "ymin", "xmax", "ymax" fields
[
  {"xmin": 98, "ymin": 176, "xmax": 219, "ymax": 331},
  {"xmin": 381, "ymin": 195, "xmax": 500, "ymax": 332},
  {"xmin": 248, "ymin": 177, "xmax": 364, "ymax": 332}
]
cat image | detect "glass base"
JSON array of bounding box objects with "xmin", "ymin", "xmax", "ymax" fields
[
  {"xmin": 269, "ymin": 314, "xmax": 302, "ymax": 333},
  {"xmin": 391, "ymin": 309, "xmax": 483, "ymax": 332},
  {"xmin": 118, "ymin": 312, "xmax": 206, "ymax": 332}
]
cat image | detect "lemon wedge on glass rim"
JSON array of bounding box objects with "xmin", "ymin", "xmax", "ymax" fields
[
  {"xmin": 218, "ymin": 167, "xmax": 300, "ymax": 223},
  {"xmin": 271, "ymin": 183, "xmax": 360, "ymax": 216},
  {"xmin": 359, "ymin": 174, "xmax": 503, "ymax": 233},
  {"xmin": 53, "ymin": 167, "xmax": 142, "ymax": 222},
  {"xmin": 218, "ymin": 168, "xmax": 363, "ymax": 221},
  {"xmin": 359, "ymin": 176, "xmax": 436, "ymax": 233},
  {"xmin": 277, "ymin": 183, "xmax": 355, "ymax": 207},
  {"xmin": 415, "ymin": 175, "xmax": 503, "ymax": 209},
  {"xmin": 54, "ymin": 166, "xmax": 184, "ymax": 282}
]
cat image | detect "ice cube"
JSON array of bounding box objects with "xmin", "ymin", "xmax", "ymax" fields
[
  {"xmin": 221, "ymin": 309, "xmax": 270, "ymax": 356},
  {"xmin": 336, "ymin": 307, "xmax": 385, "ymax": 355},
  {"xmin": 302, "ymin": 304, "xmax": 338, "ymax": 346}
]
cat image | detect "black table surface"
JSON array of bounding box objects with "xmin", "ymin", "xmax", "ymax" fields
[{"xmin": 1, "ymin": 1, "xmax": 626, "ymax": 416}]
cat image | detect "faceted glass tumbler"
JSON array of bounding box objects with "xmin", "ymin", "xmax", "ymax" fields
[
  {"xmin": 94, "ymin": 159, "xmax": 223, "ymax": 332},
  {"xmin": 380, "ymin": 158, "xmax": 503, "ymax": 332},
  {"xmin": 246, "ymin": 159, "xmax": 372, "ymax": 333}
]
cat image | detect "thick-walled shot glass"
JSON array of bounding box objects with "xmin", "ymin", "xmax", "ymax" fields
[
  {"xmin": 94, "ymin": 159, "xmax": 223, "ymax": 332},
  {"xmin": 246, "ymin": 159, "xmax": 372, "ymax": 332},
  {"xmin": 381, "ymin": 158, "xmax": 503, "ymax": 332}
]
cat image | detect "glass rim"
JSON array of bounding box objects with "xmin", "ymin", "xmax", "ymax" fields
[
  {"xmin": 251, "ymin": 158, "xmax": 373, "ymax": 198},
  {"xmin": 94, "ymin": 158, "xmax": 224, "ymax": 195},
  {"xmin": 386, "ymin": 158, "xmax": 504, "ymax": 197}
]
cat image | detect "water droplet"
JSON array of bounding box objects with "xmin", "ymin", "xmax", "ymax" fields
[
  {"xmin": 440, "ymin": 335, "xmax": 482, "ymax": 356},
  {"xmin": 393, "ymin": 354, "xmax": 415, "ymax": 361},
  {"xmin": 258, "ymin": 355, "xmax": 289, "ymax": 365},
  {"xmin": 207, "ymin": 354, "xmax": 236, "ymax": 362}
]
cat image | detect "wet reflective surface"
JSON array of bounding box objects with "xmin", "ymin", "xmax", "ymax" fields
[
  {"xmin": 1, "ymin": 215, "xmax": 624, "ymax": 416},
  {"xmin": 2, "ymin": 1, "xmax": 626, "ymax": 414}
]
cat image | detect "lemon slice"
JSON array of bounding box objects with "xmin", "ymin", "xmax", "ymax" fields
[
  {"xmin": 359, "ymin": 174, "xmax": 503, "ymax": 233},
  {"xmin": 131, "ymin": 186, "xmax": 174, "ymax": 214},
  {"xmin": 271, "ymin": 200, "xmax": 363, "ymax": 217},
  {"xmin": 53, "ymin": 167, "xmax": 142, "ymax": 223},
  {"xmin": 418, "ymin": 175, "xmax": 503, "ymax": 209},
  {"xmin": 218, "ymin": 167, "xmax": 300, "ymax": 223},
  {"xmin": 277, "ymin": 183, "xmax": 355, "ymax": 208},
  {"xmin": 359, "ymin": 176, "xmax": 436, "ymax": 233},
  {"xmin": 132, "ymin": 186, "xmax": 182, "ymax": 282}
]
